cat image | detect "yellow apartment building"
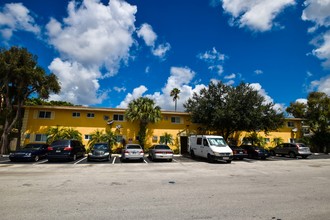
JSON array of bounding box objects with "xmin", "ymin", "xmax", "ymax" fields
[{"xmin": 20, "ymin": 105, "xmax": 309, "ymax": 153}]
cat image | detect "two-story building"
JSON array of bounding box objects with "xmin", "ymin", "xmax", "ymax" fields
[{"xmin": 19, "ymin": 105, "xmax": 308, "ymax": 153}]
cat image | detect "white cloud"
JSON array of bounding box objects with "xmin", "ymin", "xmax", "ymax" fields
[
  {"xmin": 152, "ymin": 43, "xmax": 171, "ymax": 58},
  {"xmin": 295, "ymin": 98, "xmax": 307, "ymax": 104},
  {"xmin": 48, "ymin": 58, "xmax": 107, "ymax": 105},
  {"xmin": 114, "ymin": 86, "xmax": 126, "ymax": 93},
  {"xmin": 117, "ymin": 66, "xmax": 206, "ymax": 111},
  {"xmin": 254, "ymin": 69, "xmax": 263, "ymax": 75},
  {"xmin": 198, "ymin": 47, "xmax": 227, "ymax": 75},
  {"xmin": 311, "ymin": 31, "xmax": 330, "ymax": 69},
  {"xmin": 249, "ymin": 83, "xmax": 285, "ymax": 112},
  {"xmin": 221, "ymin": 0, "xmax": 295, "ymax": 32},
  {"xmin": 302, "ymin": 0, "xmax": 330, "ymax": 32},
  {"xmin": 136, "ymin": 23, "xmax": 171, "ymax": 58},
  {"xmin": 45, "ymin": 0, "xmax": 137, "ymax": 105},
  {"xmin": 309, "ymin": 74, "xmax": 330, "ymax": 96},
  {"xmin": 0, "ymin": 3, "xmax": 40, "ymax": 39},
  {"xmin": 224, "ymin": 73, "xmax": 236, "ymax": 79},
  {"xmin": 117, "ymin": 85, "xmax": 148, "ymax": 108},
  {"xmin": 136, "ymin": 23, "xmax": 157, "ymax": 47}
]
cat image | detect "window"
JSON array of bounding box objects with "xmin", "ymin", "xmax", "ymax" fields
[
  {"xmin": 171, "ymin": 116, "xmax": 181, "ymax": 124},
  {"xmin": 264, "ymin": 138, "xmax": 270, "ymax": 143},
  {"xmin": 85, "ymin": 135, "xmax": 92, "ymax": 140},
  {"xmin": 39, "ymin": 111, "xmax": 51, "ymax": 119},
  {"xmin": 116, "ymin": 135, "xmax": 123, "ymax": 143},
  {"xmin": 113, "ymin": 114, "xmax": 124, "ymax": 121},
  {"xmin": 287, "ymin": 121, "xmax": 295, "ymax": 127},
  {"xmin": 87, "ymin": 113, "xmax": 95, "ymax": 118},
  {"xmin": 103, "ymin": 115, "xmax": 109, "ymax": 121},
  {"xmin": 197, "ymin": 138, "xmax": 202, "ymax": 145},
  {"xmin": 35, "ymin": 134, "xmax": 47, "ymax": 142},
  {"xmin": 72, "ymin": 112, "xmax": 80, "ymax": 118}
]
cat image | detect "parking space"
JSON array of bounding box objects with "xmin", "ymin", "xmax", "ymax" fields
[{"xmin": 1, "ymin": 153, "xmax": 329, "ymax": 165}]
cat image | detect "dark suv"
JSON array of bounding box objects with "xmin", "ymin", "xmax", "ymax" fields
[
  {"xmin": 270, "ymin": 143, "xmax": 312, "ymax": 159},
  {"xmin": 47, "ymin": 140, "xmax": 85, "ymax": 162}
]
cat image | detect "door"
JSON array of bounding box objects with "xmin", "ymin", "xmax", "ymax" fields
[{"xmin": 180, "ymin": 136, "xmax": 188, "ymax": 155}]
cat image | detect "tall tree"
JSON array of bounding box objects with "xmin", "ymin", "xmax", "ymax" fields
[
  {"xmin": 287, "ymin": 92, "xmax": 330, "ymax": 152},
  {"xmin": 46, "ymin": 126, "xmax": 82, "ymax": 144},
  {"xmin": 0, "ymin": 47, "xmax": 60, "ymax": 154},
  {"xmin": 88, "ymin": 129, "xmax": 116, "ymax": 149},
  {"xmin": 125, "ymin": 97, "xmax": 162, "ymax": 149},
  {"xmin": 170, "ymin": 88, "xmax": 181, "ymax": 111},
  {"xmin": 184, "ymin": 81, "xmax": 284, "ymax": 140}
]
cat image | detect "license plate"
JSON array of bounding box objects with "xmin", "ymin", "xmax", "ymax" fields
[
  {"xmin": 56, "ymin": 150, "xmax": 61, "ymax": 153},
  {"xmin": 223, "ymin": 157, "xmax": 229, "ymax": 160}
]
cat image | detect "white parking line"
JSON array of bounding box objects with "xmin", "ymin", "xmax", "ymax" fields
[
  {"xmin": 173, "ymin": 158, "xmax": 178, "ymax": 163},
  {"xmin": 112, "ymin": 157, "xmax": 116, "ymax": 164},
  {"xmin": 143, "ymin": 159, "xmax": 148, "ymax": 164},
  {"xmin": 74, "ymin": 156, "xmax": 86, "ymax": 165},
  {"xmin": 33, "ymin": 159, "xmax": 48, "ymax": 165}
]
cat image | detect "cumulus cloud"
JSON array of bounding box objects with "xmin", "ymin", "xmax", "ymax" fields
[
  {"xmin": 46, "ymin": 0, "xmax": 137, "ymax": 105},
  {"xmin": 254, "ymin": 69, "xmax": 263, "ymax": 75},
  {"xmin": 198, "ymin": 47, "xmax": 227, "ymax": 75},
  {"xmin": 302, "ymin": 0, "xmax": 330, "ymax": 32},
  {"xmin": 117, "ymin": 66, "xmax": 206, "ymax": 111},
  {"xmin": 224, "ymin": 73, "xmax": 236, "ymax": 79},
  {"xmin": 295, "ymin": 98, "xmax": 307, "ymax": 104},
  {"xmin": 309, "ymin": 74, "xmax": 330, "ymax": 96},
  {"xmin": 250, "ymin": 83, "xmax": 285, "ymax": 112},
  {"xmin": 221, "ymin": 0, "xmax": 295, "ymax": 32},
  {"xmin": 0, "ymin": 3, "xmax": 40, "ymax": 39},
  {"xmin": 137, "ymin": 23, "xmax": 171, "ymax": 59},
  {"xmin": 302, "ymin": 1, "xmax": 330, "ymax": 69}
]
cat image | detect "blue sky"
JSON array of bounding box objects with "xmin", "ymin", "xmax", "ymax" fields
[{"xmin": 1, "ymin": 0, "xmax": 330, "ymax": 112}]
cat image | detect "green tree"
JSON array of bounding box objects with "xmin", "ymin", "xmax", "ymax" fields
[
  {"xmin": 25, "ymin": 97, "xmax": 74, "ymax": 106},
  {"xmin": 170, "ymin": 88, "xmax": 181, "ymax": 111},
  {"xmin": 184, "ymin": 81, "xmax": 284, "ymax": 141},
  {"xmin": 287, "ymin": 92, "xmax": 330, "ymax": 152},
  {"xmin": 160, "ymin": 132, "xmax": 174, "ymax": 145},
  {"xmin": 0, "ymin": 47, "xmax": 60, "ymax": 154},
  {"xmin": 125, "ymin": 97, "xmax": 162, "ymax": 149},
  {"xmin": 46, "ymin": 126, "xmax": 82, "ymax": 143},
  {"xmin": 87, "ymin": 129, "xmax": 116, "ymax": 148}
]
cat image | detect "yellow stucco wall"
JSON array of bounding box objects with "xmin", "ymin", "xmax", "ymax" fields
[{"xmin": 21, "ymin": 105, "xmax": 305, "ymax": 153}]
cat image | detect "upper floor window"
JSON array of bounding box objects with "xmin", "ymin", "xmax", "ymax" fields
[
  {"xmin": 287, "ymin": 121, "xmax": 295, "ymax": 127},
  {"xmin": 39, "ymin": 111, "xmax": 51, "ymax": 119},
  {"xmin": 103, "ymin": 115, "xmax": 110, "ymax": 121},
  {"xmin": 72, "ymin": 112, "xmax": 80, "ymax": 118},
  {"xmin": 113, "ymin": 114, "xmax": 124, "ymax": 121},
  {"xmin": 87, "ymin": 113, "xmax": 95, "ymax": 118},
  {"xmin": 171, "ymin": 116, "xmax": 181, "ymax": 124}
]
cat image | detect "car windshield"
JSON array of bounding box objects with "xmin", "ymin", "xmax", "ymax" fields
[
  {"xmin": 51, "ymin": 140, "xmax": 69, "ymax": 147},
  {"xmin": 207, "ymin": 138, "xmax": 227, "ymax": 147},
  {"xmin": 155, "ymin": 145, "xmax": 170, "ymax": 150},
  {"xmin": 126, "ymin": 145, "xmax": 141, "ymax": 149},
  {"xmin": 24, "ymin": 144, "xmax": 41, "ymax": 150},
  {"xmin": 93, "ymin": 144, "xmax": 108, "ymax": 150}
]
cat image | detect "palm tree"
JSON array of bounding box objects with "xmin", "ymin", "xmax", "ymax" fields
[
  {"xmin": 161, "ymin": 132, "xmax": 173, "ymax": 145},
  {"xmin": 62, "ymin": 128, "xmax": 82, "ymax": 141},
  {"xmin": 88, "ymin": 129, "xmax": 105, "ymax": 147},
  {"xmin": 170, "ymin": 88, "xmax": 181, "ymax": 111},
  {"xmin": 125, "ymin": 97, "xmax": 162, "ymax": 149},
  {"xmin": 46, "ymin": 126, "xmax": 82, "ymax": 144}
]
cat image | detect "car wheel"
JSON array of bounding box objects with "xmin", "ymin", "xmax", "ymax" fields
[
  {"xmin": 289, "ymin": 152, "xmax": 296, "ymax": 158},
  {"xmin": 226, "ymin": 160, "xmax": 232, "ymax": 164},
  {"xmin": 190, "ymin": 150, "xmax": 195, "ymax": 158},
  {"xmin": 302, "ymin": 155, "xmax": 308, "ymax": 159},
  {"xmin": 34, "ymin": 155, "xmax": 39, "ymax": 162},
  {"xmin": 207, "ymin": 154, "xmax": 214, "ymax": 163},
  {"xmin": 270, "ymin": 151, "xmax": 276, "ymax": 156}
]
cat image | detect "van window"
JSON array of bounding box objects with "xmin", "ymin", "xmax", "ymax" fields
[
  {"xmin": 207, "ymin": 137, "xmax": 226, "ymax": 147},
  {"xmin": 197, "ymin": 138, "xmax": 202, "ymax": 145}
]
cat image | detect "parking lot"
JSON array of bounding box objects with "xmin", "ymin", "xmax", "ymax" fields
[
  {"xmin": 1, "ymin": 153, "xmax": 330, "ymax": 165},
  {"xmin": 0, "ymin": 154, "xmax": 330, "ymax": 220}
]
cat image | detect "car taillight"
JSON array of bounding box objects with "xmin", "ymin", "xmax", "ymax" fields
[
  {"xmin": 125, "ymin": 150, "xmax": 129, "ymax": 154},
  {"xmin": 140, "ymin": 150, "xmax": 144, "ymax": 154},
  {"xmin": 233, "ymin": 150, "xmax": 237, "ymax": 154},
  {"xmin": 47, "ymin": 147, "xmax": 53, "ymax": 151},
  {"xmin": 64, "ymin": 147, "xmax": 72, "ymax": 151},
  {"xmin": 244, "ymin": 150, "xmax": 247, "ymax": 154}
]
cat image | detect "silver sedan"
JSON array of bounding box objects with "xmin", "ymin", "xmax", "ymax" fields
[
  {"xmin": 120, "ymin": 144, "xmax": 144, "ymax": 162},
  {"xmin": 148, "ymin": 144, "xmax": 173, "ymax": 162}
]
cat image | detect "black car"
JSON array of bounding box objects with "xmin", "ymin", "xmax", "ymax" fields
[
  {"xmin": 87, "ymin": 143, "xmax": 111, "ymax": 162},
  {"xmin": 241, "ymin": 145, "xmax": 270, "ymax": 160},
  {"xmin": 47, "ymin": 139, "xmax": 85, "ymax": 162},
  {"xmin": 9, "ymin": 143, "xmax": 49, "ymax": 162},
  {"xmin": 229, "ymin": 145, "xmax": 248, "ymax": 160}
]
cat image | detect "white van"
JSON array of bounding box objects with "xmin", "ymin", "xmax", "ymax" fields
[{"xmin": 188, "ymin": 135, "xmax": 233, "ymax": 163}]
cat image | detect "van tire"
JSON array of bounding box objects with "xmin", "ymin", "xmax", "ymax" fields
[
  {"xmin": 190, "ymin": 150, "xmax": 195, "ymax": 158},
  {"xmin": 207, "ymin": 154, "xmax": 214, "ymax": 163}
]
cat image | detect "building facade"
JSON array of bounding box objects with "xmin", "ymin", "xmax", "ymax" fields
[{"xmin": 20, "ymin": 105, "xmax": 308, "ymax": 153}]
